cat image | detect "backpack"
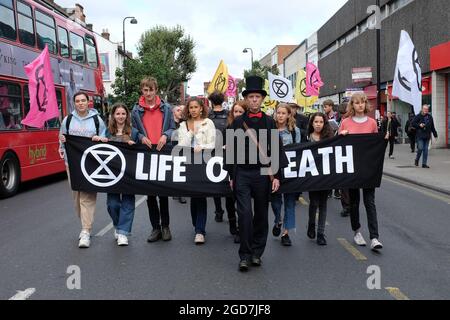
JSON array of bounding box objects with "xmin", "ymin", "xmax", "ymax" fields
[{"xmin": 66, "ymin": 114, "xmax": 100, "ymax": 135}]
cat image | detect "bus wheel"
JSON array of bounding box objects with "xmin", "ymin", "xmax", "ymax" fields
[{"xmin": 0, "ymin": 153, "xmax": 21, "ymax": 199}]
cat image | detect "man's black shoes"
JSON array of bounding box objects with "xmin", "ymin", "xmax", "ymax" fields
[
  {"xmin": 251, "ymin": 257, "xmax": 262, "ymax": 267},
  {"xmin": 239, "ymin": 260, "xmax": 249, "ymax": 272}
]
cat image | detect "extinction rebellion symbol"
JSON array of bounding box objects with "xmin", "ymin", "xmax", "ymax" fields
[
  {"xmin": 272, "ymin": 79, "xmax": 289, "ymax": 99},
  {"xmin": 81, "ymin": 144, "xmax": 126, "ymax": 187}
]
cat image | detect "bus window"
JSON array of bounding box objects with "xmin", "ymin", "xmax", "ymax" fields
[
  {"xmin": 58, "ymin": 26, "xmax": 69, "ymax": 58},
  {"xmin": 85, "ymin": 35, "xmax": 98, "ymax": 68},
  {"xmin": 0, "ymin": 0, "xmax": 16, "ymax": 41},
  {"xmin": 36, "ymin": 10, "xmax": 57, "ymax": 54},
  {"xmin": 23, "ymin": 86, "xmax": 63, "ymax": 129},
  {"xmin": 0, "ymin": 81, "xmax": 23, "ymax": 131},
  {"xmin": 17, "ymin": 1, "xmax": 35, "ymax": 47},
  {"xmin": 70, "ymin": 32, "xmax": 85, "ymax": 63}
]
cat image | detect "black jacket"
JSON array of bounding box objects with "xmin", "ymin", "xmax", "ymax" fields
[
  {"xmin": 412, "ymin": 113, "xmax": 438, "ymax": 140},
  {"xmin": 381, "ymin": 117, "xmax": 400, "ymax": 137}
]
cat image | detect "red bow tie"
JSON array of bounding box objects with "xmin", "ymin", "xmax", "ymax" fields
[{"xmin": 249, "ymin": 112, "xmax": 263, "ymax": 119}]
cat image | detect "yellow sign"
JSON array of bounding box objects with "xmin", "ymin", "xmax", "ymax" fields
[
  {"xmin": 29, "ymin": 145, "xmax": 47, "ymax": 165},
  {"xmin": 207, "ymin": 60, "xmax": 229, "ymax": 95},
  {"xmin": 262, "ymin": 79, "xmax": 278, "ymax": 113},
  {"xmin": 295, "ymin": 69, "xmax": 318, "ymax": 107}
]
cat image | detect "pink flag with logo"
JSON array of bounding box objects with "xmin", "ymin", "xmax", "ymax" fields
[
  {"xmin": 306, "ymin": 62, "xmax": 324, "ymax": 96},
  {"xmin": 21, "ymin": 45, "xmax": 59, "ymax": 128},
  {"xmin": 226, "ymin": 75, "xmax": 237, "ymax": 97}
]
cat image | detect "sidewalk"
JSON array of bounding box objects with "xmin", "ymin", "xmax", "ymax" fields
[{"xmin": 383, "ymin": 143, "xmax": 450, "ymax": 195}]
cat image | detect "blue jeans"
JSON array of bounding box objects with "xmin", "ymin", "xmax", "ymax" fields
[
  {"xmin": 107, "ymin": 194, "xmax": 136, "ymax": 235},
  {"xmin": 271, "ymin": 193, "xmax": 296, "ymax": 231},
  {"xmin": 416, "ymin": 138, "xmax": 430, "ymax": 166},
  {"xmin": 191, "ymin": 197, "xmax": 207, "ymax": 235}
]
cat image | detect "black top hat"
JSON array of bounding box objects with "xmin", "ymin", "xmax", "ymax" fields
[{"xmin": 242, "ymin": 76, "xmax": 267, "ymax": 97}]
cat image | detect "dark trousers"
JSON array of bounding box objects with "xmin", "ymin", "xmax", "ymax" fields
[
  {"xmin": 147, "ymin": 196, "xmax": 169, "ymax": 230},
  {"xmin": 388, "ymin": 136, "xmax": 395, "ymax": 157},
  {"xmin": 214, "ymin": 197, "xmax": 237, "ymax": 221},
  {"xmin": 408, "ymin": 134, "xmax": 416, "ymax": 152},
  {"xmin": 191, "ymin": 197, "xmax": 207, "ymax": 235},
  {"xmin": 340, "ymin": 189, "xmax": 350, "ymax": 211},
  {"xmin": 349, "ymin": 189, "xmax": 379, "ymax": 240},
  {"xmin": 235, "ymin": 168, "xmax": 271, "ymax": 261},
  {"xmin": 308, "ymin": 191, "xmax": 328, "ymax": 235}
]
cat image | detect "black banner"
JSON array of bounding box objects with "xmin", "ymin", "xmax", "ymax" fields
[{"xmin": 65, "ymin": 134, "xmax": 387, "ymax": 196}]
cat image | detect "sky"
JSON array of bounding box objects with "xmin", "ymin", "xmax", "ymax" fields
[{"xmin": 56, "ymin": 0, "xmax": 348, "ymax": 96}]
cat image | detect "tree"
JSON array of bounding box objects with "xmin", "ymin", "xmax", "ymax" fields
[
  {"xmin": 112, "ymin": 25, "xmax": 196, "ymax": 106},
  {"xmin": 238, "ymin": 61, "xmax": 280, "ymax": 95}
]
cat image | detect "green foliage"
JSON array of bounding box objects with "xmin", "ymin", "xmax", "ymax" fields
[
  {"xmin": 238, "ymin": 61, "xmax": 280, "ymax": 95},
  {"xmin": 112, "ymin": 25, "xmax": 196, "ymax": 107}
]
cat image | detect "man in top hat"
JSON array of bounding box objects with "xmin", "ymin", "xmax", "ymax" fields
[{"xmin": 228, "ymin": 76, "xmax": 288, "ymax": 272}]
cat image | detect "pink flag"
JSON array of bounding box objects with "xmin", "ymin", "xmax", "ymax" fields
[
  {"xmin": 226, "ymin": 75, "xmax": 237, "ymax": 97},
  {"xmin": 306, "ymin": 62, "xmax": 324, "ymax": 96},
  {"xmin": 21, "ymin": 45, "xmax": 59, "ymax": 128}
]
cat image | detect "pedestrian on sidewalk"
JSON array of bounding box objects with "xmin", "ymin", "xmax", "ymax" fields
[
  {"xmin": 382, "ymin": 111, "xmax": 400, "ymax": 159},
  {"xmin": 306, "ymin": 112, "xmax": 334, "ymax": 246},
  {"xmin": 131, "ymin": 77, "xmax": 176, "ymax": 243},
  {"xmin": 171, "ymin": 104, "xmax": 187, "ymax": 204},
  {"xmin": 271, "ymin": 103, "xmax": 301, "ymax": 247},
  {"xmin": 337, "ymin": 102, "xmax": 350, "ymax": 217},
  {"xmin": 177, "ymin": 97, "xmax": 216, "ymax": 245},
  {"xmin": 208, "ymin": 91, "xmax": 229, "ymax": 223},
  {"xmin": 412, "ymin": 105, "xmax": 438, "ymax": 169},
  {"xmin": 405, "ymin": 113, "xmax": 417, "ymax": 153},
  {"xmin": 323, "ymin": 99, "xmax": 341, "ymax": 199},
  {"xmin": 339, "ymin": 93, "xmax": 384, "ymax": 251},
  {"xmin": 105, "ymin": 103, "xmax": 140, "ymax": 246},
  {"xmin": 59, "ymin": 92, "xmax": 107, "ymax": 249},
  {"xmin": 227, "ymin": 76, "xmax": 288, "ymax": 272},
  {"xmin": 223, "ymin": 101, "xmax": 249, "ymax": 244}
]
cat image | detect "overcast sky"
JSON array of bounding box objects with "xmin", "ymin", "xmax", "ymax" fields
[{"xmin": 56, "ymin": 0, "xmax": 348, "ymax": 96}]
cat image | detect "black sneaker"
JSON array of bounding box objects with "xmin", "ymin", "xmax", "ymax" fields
[
  {"xmin": 161, "ymin": 227, "xmax": 172, "ymax": 241},
  {"xmin": 307, "ymin": 224, "xmax": 316, "ymax": 239},
  {"xmin": 281, "ymin": 234, "xmax": 292, "ymax": 246},
  {"xmin": 215, "ymin": 211, "xmax": 224, "ymax": 222},
  {"xmin": 340, "ymin": 209, "xmax": 350, "ymax": 217},
  {"xmin": 239, "ymin": 260, "xmax": 249, "ymax": 272},
  {"xmin": 147, "ymin": 228, "xmax": 162, "ymax": 243},
  {"xmin": 272, "ymin": 223, "xmax": 282, "ymax": 237},
  {"xmin": 422, "ymin": 165, "xmax": 430, "ymax": 169},
  {"xmin": 317, "ymin": 233, "xmax": 327, "ymax": 246},
  {"xmin": 415, "ymin": 160, "xmax": 419, "ymax": 167}
]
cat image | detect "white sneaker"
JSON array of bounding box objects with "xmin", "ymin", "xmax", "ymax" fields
[
  {"xmin": 354, "ymin": 232, "xmax": 367, "ymax": 246},
  {"xmin": 117, "ymin": 234, "xmax": 129, "ymax": 246},
  {"xmin": 78, "ymin": 231, "xmax": 91, "ymax": 248},
  {"xmin": 114, "ymin": 229, "xmax": 119, "ymax": 240},
  {"xmin": 371, "ymin": 238, "xmax": 383, "ymax": 250},
  {"xmin": 194, "ymin": 234, "xmax": 205, "ymax": 245}
]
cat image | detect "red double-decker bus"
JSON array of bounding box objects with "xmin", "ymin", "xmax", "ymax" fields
[{"xmin": 0, "ymin": 0, "xmax": 104, "ymax": 198}]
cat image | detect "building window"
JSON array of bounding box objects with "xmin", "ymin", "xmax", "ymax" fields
[
  {"xmin": 272, "ymin": 52, "xmax": 278, "ymax": 67},
  {"xmin": 36, "ymin": 10, "xmax": 57, "ymax": 54},
  {"xmin": 0, "ymin": 81, "xmax": 23, "ymax": 131},
  {"xmin": 320, "ymin": 43, "xmax": 337, "ymax": 60},
  {"xmin": 391, "ymin": 0, "xmax": 413, "ymax": 13},
  {"xmin": 17, "ymin": 1, "xmax": 35, "ymax": 47},
  {"xmin": 70, "ymin": 32, "xmax": 85, "ymax": 63},
  {"xmin": 0, "ymin": 0, "xmax": 16, "ymax": 41},
  {"xmin": 58, "ymin": 26, "xmax": 70, "ymax": 58}
]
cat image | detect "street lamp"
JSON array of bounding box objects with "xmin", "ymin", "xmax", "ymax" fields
[
  {"xmin": 243, "ymin": 48, "xmax": 254, "ymax": 70},
  {"xmin": 123, "ymin": 16, "xmax": 138, "ymax": 96}
]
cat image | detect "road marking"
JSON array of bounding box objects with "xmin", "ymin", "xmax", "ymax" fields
[
  {"xmin": 9, "ymin": 288, "xmax": 36, "ymax": 300},
  {"xmin": 337, "ymin": 238, "xmax": 367, "ymax": 261},
  {"xmin": 383, "ymin": 176, "xmax": 450, "ymax": 205},
  {"xmin": 95, "ymin": 196, "xmax": 147, "ymax": 237},
  {"xmin": 385, "ymin": 287, "xmax": 410, "ymax": 300}
]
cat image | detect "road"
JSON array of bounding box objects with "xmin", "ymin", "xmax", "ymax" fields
[{"xmin": 1, "ymin": 174, "xmax": 449, "ymax": 300}]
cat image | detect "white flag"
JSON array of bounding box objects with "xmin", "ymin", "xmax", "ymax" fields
[
  {"xmin": 392, "ymin": 30, "xmax": 422, "ymax": 115},
  {"xmin": 268, "ymin": 72, "xmax": 293, "ymax": 103}
]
